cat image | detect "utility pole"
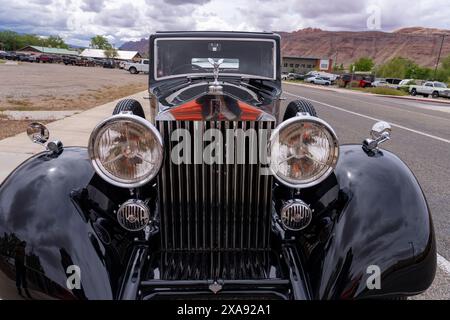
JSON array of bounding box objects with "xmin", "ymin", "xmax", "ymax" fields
[
  {"xmin": 434, "ymin": 34, "xmax": 446, "ymax": 80},
  {"xmin": 334, "ymin": 51, "xmax": 338, "ymax": 71}
]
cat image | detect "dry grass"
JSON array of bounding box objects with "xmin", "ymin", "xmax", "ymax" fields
[
  {"xmin": 350, "ymin": 87, "xmax": 408, "ymax": 96},
  {"xmin": 0, "ymin": 120, "xmax": 49, "ymax": 140},
  {"xmin": 0, "ymin": 83, "xmax": 147, "ymax": 112},
  {"xmin": 5, "ymin": 98, "xmax": 33, "ymax": 108}
]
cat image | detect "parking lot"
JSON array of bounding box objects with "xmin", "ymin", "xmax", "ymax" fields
[{"xmin": 0, "ymin": 62, "xmax": 146, "ymax": 139}]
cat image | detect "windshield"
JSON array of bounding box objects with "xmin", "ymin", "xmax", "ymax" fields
[
  {"xmin": 154, "ymin": 38, "xmax": 276, "ymax": 80},
  {"xmin": 435, "ymin": 82, "xmax": 447, "ymax": 88}
]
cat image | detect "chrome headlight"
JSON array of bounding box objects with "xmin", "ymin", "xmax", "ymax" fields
[
  {"xmin": 270, "ymin": 116, "xmax": 339, "ymax": 188},
  {"xmin": 88, "ymin": 114, "xmax": 163, "ymax": 188}
]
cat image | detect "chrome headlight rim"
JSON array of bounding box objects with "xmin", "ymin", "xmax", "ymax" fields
[
  {"xmin": 270, "ymin": 115, "xmax": 339, "ymax": 189},
  {"xmin": 88, "ymin": 114, "xmax": 163, "ymax": 188}
]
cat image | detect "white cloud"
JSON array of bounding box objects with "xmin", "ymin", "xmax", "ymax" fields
[{"xmin": 0, "ymin": 0, "xmax": 449, "ymax": 47}]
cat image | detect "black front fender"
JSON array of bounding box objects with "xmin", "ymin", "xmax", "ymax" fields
[
  {"xmin": 314, "ymin": 145, "xmax": 436, "ymax": 299},
  {"xmin": 0, "ymin": 147, "xmax": 126, "ymax": 300}
]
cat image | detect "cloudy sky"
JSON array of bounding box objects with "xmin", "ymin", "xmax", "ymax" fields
[{"xmin": 0, "ymin": 0, "xmax": 449, "ymax": 46}]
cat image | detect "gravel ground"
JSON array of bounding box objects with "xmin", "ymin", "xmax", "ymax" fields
[
  {"xmin": 0, "ymin": 62, "xmax": 147, "ymax": 138},
  {"xmin": 0, "ymin": 62, "xmax": 147, "ymax": 104}
]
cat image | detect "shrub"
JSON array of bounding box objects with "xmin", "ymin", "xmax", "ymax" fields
[{"xmin": 365, "ymin": 87, "xmax": 408, "ymax": 96}]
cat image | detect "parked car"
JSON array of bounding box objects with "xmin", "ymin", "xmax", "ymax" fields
[
  {"xmin": 16, "ymin": 53, "xmax": 31, "ymax": 62},
  {"xmin": 306, "ymin": 70, "xmax": 339, "ymax": 82},
  {"xmin": 410, "ymin": 81, "xmax": 450, "ymax": 98},
  {"xmin": 37, "ymin": 54, "xmax": 54, "ymax": 63},
  {"xmin": 394, "ymin": 79, "xmax": 415, "ymax": 91},
  {"xmin": 124, "ymin": 59, "xmax": 149, "ymax": 74},
  {"xmin": 385, "ymin": 78, "xmax": 402, "ymax": 85},
  {"xmin": 0, "ymin": 31, "xmax": 436, "ymax": 300},
  {"xmin": 51, "ymin": 55, "xmax": 63, "ymax": 64},
  {"xmin": 103, "ymin": 59, "xmax": 115, "ymax": 68},
  {"xmin": 286, "ymin": 73, "xmax": 304, "ymax": 80},
  {"xmin": 304, "ymin": 75, "xmax": 316, "ymax": 83},
  {"xmin": 312, "ymin": 76, "xmax": 331, "ymax": 85},
  {"xmin": 61, "ymin": 55, "xmax": 75, "ymax": 65},
  {"xmin": 73, "ymin": 57, "xmax": 92, "ymax": 66},
  {"xmin": 371, "ymin": 80, "xmax": 389, "ymax": 87},
  {"xmin": 8, "ymin": 52, "xmax": 19, "ymax": 60},
  {"xmin": 119, "ymin": 60, "xmax": 129, "ymax": 69},
  {"xmin": 27, "ymin": 54, "xmax": 38, "ymax": 63},
  {"xmin": 0, "ymin": 50, "xmax": 7, "ymax": 59},
  {"xmin": 1, "ymin": 51, "xmax": 15, "ymax": 60},
  {"xmin": 338, "ymin": 74, "xmax": 375, "ymax": 88}
]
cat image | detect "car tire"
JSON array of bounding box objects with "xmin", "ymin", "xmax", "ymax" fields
[
  {"xmin": 283, "ymin": 99, "xmax": 317, "ymax": 121},
  {"xmin": 432, "ymin": 91, "xmax": 439, "ymax": 99},
  {"xmin": 411, "ymin": 89, "xmax": 417, "ymax": 96},
  {"xmin": 129, "ymin": 67, "xmax": 137, "ymax": 74},
  {"xmin": 113, "ymin": 99, "xmax": 146, "ymax": 118}
]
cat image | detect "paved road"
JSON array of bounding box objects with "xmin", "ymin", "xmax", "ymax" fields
[{"xmin": 283, "ymin": 83, "xmax": 450, "ymax": 299}]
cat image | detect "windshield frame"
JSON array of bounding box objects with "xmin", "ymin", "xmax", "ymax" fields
[{"xmin": 153, "ymin": 37, "xmax": 277, "ymax": 81}]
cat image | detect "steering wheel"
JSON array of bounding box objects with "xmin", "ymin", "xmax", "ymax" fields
[{"xmin": 171, "ymin": 63, "xmax": 209, "ymax": 74}]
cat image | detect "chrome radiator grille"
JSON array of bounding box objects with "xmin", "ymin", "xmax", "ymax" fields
[{"xmin": 157, "ymin": 120, "xmax": 274, "ymax": 251}]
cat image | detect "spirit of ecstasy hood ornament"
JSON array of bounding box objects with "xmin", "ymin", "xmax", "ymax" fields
[{"xmin": 208, "ymin": 58, "xmax": 224, "ymax": 94}]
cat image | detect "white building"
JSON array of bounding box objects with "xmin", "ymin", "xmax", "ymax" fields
[{"xmin": 80, "ymin": 49, "xmax": 142, "ymax": 61}]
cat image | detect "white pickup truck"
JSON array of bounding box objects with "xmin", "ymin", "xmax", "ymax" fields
[
  {"xmin": 409, "ymin": 81, "xmax": 450, "ymax": 99},
  {"xmin": 124, "ymin": 59, "xmax": 149, "ymax": 74}
]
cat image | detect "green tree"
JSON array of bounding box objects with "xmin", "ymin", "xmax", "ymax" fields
[
  {"xmin": 104, "ymin": 47, "xmax": 118, "ymax": 59},
  {"xmin": 0, "ymin": 30, "xmax": 68, "ymax": 50},
  {"xmin": 437, "ymin": 54, "xmax": 450, "ymax": 83},
  {"xmin": 90, "ymin": 35, "xmax": 112, "ymax": 50},
  {"xmin": 377, "ymin": 57, "xmax": 413, "ymax": 78},
  {"xmin": 354, "ymin": 57, "xmax": 374, "ymax": 72},
  {"xmin": 406, "ymin": 65, "xmax": 432, "ymax": 80},
  {"xmin": 377, "ymin": 57, "xmax": 434, "ymax": 80},
  {"xmin": 44, "ymin": 35, "xmax": 68, "ymax": 48}
]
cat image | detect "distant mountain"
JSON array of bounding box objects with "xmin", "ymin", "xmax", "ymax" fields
[
  {"xmin": 119, "ymin": 38, "xmax": 148, "ymax": 55},
  {"xmin": 120, "ymin": 27, "xmax": 450, "ymax": 67},
  {"xmin": 278, "ymin": 27, "xmax": 450, "ymax": 67}
]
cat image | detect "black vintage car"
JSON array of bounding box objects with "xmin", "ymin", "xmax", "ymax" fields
[{"xmin": 0, "ymin": 31, "xmax": 436, "ymax": 300}]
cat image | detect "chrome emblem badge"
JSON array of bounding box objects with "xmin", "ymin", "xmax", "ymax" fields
[{"xmin": 209, "ymin": 281, "xmax": 223, "ymax": 294}]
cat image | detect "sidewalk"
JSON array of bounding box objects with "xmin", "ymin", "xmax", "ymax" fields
[
  {"xmin": 284, "ymin": 81, "xmax": 450, "ymax": 105},
  {"xmin": 0, "ymin": 90, "xmax": 149, "ymax": 183}
]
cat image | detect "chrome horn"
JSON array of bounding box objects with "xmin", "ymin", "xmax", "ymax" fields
[{"xmin": 363, "ymin": 121, "xmax": 392, "ymax": 152}]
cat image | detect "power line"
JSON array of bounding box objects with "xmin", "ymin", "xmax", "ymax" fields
[{"xmin": 433, "ymin": 34, "xmax": 446, "ymax": 80}]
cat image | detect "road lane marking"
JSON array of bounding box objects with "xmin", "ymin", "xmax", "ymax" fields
[
  {"xmin": 285, "ymin": 91, "xmax": 450, "ymax": 144},
  {"xmin": 312, "ymin": 90, "xmax": 450, "ymax": 122},
  {"xmin": 438, "ymin": 254, "xmax": 450, "ymax": 276}
]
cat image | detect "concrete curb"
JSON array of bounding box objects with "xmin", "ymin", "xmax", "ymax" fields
[
  {"xmin": 283, "ymin": 81, "xmax": 450, "ymax": 105},
  {"xmin": 0, "ymin": 90, "xmax": 149, "ymax": 183}
]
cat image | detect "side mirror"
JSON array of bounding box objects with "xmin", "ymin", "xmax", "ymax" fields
[
  {"xmin": 363, "ymin": 121, "xmax": 392, "ymax": 153},
  {"xmin": 370, "ymin": 121, "xmax": 391, "ymax": 140},
  {"xmin": 27, "ymin": 122, "xmax": 63, "ymax": 154},
  {"xmin": 27, "ymin": 122, "xmax": 49, "ymax": 145}
]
